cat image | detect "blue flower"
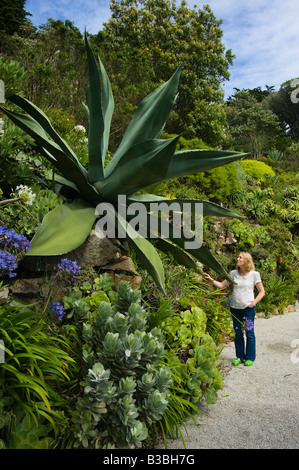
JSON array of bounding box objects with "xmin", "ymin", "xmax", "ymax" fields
[
  {"xmin": 49, "ymin": 302, "xmax": 66, "ymax": 320},
  {"xmin": 54, "ymin": 258, "xmax": 81, "ymax": 285},
  {"xmin": 0, "ymin": 251, "xmax": 18, "ymax": 278},
  {"xmin": 242, "ymin": 317, "xmax": 254, "ymax": 332},
  {"xmin": 0, "ymin": 225, "xmax": 31, "ymax": 253}
]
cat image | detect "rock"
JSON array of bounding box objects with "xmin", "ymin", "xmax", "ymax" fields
[
  {"xmin": 103, "ymin": 256, "xmax": 136, "ymax": 273},
  {"xmin": 20, "ymin": 230, "xmax": 120, "ymax": 272},
  {"xmin": 223, "ymin": 232, "xmax": 237, "ymax": 246},
  {"xmin": 11, "ymin": 276, "xmax": 68, "ymax": 303},
  {"xmin": 0, "ymin": 287, "xmax": 9, "ymax": 305},
  {"xmin": 102, "ymin": 256, "xmax": 142, "ymax": 290},
  {"xmin": 108, "ymin": 273, "xmax": 143, "ymax": 291},
  {"xmin": 12, "ymin": 277, "xmax": 47, "ymax": 297}
]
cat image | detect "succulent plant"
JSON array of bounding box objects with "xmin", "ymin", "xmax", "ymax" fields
[
  {"xmin": 0, "ymin": 34, "xmax": 246, "ymax": 292},
  {"xmin": 72, "ymin": 280, "xmax": 172, "ymax": 449}
]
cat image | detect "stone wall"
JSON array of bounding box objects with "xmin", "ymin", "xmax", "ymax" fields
[{"xmin": 6, "ymin": 231, "xmax": 142, "ymax": 308}]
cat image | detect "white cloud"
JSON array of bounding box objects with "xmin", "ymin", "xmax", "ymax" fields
[
  {"xmin": 26, "ymin": 0, "xmax": 111, "ymax": 32},
  {"xmin": 206, "ymin": 0, "xmax": 299, "ymax": 96}
]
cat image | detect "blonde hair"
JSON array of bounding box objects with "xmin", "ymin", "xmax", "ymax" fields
[{"xmin": 238, "ymin": 252, "xmax": 255, "ymax": 272}]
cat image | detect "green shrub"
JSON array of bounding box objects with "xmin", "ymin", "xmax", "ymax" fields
[
  {"xmin": 1, "ymin": 185, "xmax": 63, "ymax": 235},
  {"xmin": 241, "ymin": 159, "xmax": 275, "ymax": 181},
  {"xmin": 163, "ymin": 135, "xmax": 241, "ymax": 201},
  {"xmin": 166, "ymin": 162, "xmax": 241, "ymax": 202},
  {"xmin": 228, "ymin": 219, "xmax": 271, "ymax": 250},
  {"xmin": 258, "ymin": 276, "xmax": 295, "ymax": 316},
  {"xmin": 269, "ymin": 149, "xmax": 283, "ymax": 162},
  {"xmin": 0, "ymin": 302, "xmax": 76, "ymax": 447},
  {"xmin": 152, "ymin": 299, "xmax": 223, "ymax": 406}
]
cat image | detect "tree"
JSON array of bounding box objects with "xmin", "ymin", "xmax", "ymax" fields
[
  {"xmin": 226, "ymin": 90, "xmax": 280, "ymax": 158},
  {"xmin": 227, "ymin": 85, "xmax": 275, "ymax": 104},
  {"xmin": 0, "ymin": 0, "xmax": 30, "ymax": 36},
  {"xmin": 265, "ymin": 79, "xmax": 299, "ymax": 141},
  {"xmin": 101, "ymin": 0, "xmax": 234, "ymax": 147},
  {"xmin": 3, "ymin": 19, "xmax": 88, "ymax": 122}
]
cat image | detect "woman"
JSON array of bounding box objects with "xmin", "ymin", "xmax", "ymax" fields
[{"xmin": 203, "ymin": 252, "xmax": 265, "ymax": 366}]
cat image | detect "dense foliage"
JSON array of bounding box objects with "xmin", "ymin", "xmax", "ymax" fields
[{"xmin": 0, "ymin": 0, "xmax": 298, "ymax": 450}]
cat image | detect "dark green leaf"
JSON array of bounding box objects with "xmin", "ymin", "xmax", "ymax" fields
[
  {"xmin": 115, "ymin": 210, "xmax": 165, "ymax": 294},
  {"xmin": 128, "ymin": 194, "xmax": 243, "ymax": 219},
  {"xmin": 105, "ymin": 65, "xmax": 182, "ymax": 176},
  {"xmin": 85, "ymin": 33, "xmax": 110, "ymax": 183},
  {"xmin": 165, "ymin": 149, "xmax": 247, "ymax": 181},
  {"xmin": 97, "ymin": 136, "xmax": 179, "ymax": 200},
  {"xmin": 0, "ymin": 105, "xmax": 100, "ymax": 203}
]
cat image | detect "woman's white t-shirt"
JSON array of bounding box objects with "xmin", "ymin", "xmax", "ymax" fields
[{"xmin": 229, "ymin": 269, "xmax": 262, "ymax": 309}]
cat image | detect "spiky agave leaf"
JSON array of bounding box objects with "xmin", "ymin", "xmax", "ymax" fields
[
  {"xmin": 84, "ymin": 32, "xmax": 114, "ymax": 183},
  {"xmin": 0, "ymin": 95, "xmax": 101, "ymax": 204}
]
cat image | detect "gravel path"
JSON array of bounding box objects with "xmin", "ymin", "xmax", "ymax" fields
[{"xmin": 163, "ymin": 307, "xmax": 299, "ymax": 449}]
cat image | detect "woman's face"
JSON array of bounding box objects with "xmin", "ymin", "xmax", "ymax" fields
[{"xmin": 237, "ymin": 253, "xmax": 245, "ymax": 267}]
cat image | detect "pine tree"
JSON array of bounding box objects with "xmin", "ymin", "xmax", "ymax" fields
[{"xmin": 0, "ymin": 0, "xmax": 30, "ymax": 36}]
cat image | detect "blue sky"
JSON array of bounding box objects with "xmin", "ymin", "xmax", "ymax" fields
[{"xmin": 25, "ymin": 0, "xmax": 299, "ymax": 99}]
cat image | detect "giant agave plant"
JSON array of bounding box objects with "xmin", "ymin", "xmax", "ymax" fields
[{"xmin": 0, "ymin": 35, "xmax": 246, "ymax": 292}]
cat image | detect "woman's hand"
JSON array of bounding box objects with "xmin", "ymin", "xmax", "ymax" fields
[{"xmin": 203, "ymin": 273, "xmax": 230, "ymax": 290}]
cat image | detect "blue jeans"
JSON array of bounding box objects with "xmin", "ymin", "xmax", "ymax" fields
[{"xmin": 230, "ymin": 306, "xmax": 256, "ymax": 361}]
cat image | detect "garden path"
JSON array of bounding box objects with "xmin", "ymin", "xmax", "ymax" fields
[{"xmin": 163, "ymin": 306, "xmax": 299, "ymax": 449}]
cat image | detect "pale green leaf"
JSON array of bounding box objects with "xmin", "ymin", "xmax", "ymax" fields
[{"xmin": 28, "ymin": 199, "xmax": 96, "ymax": 256}]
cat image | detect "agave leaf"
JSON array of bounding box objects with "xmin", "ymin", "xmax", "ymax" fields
[
  {"xmin": 8, "ymin": 94, "xmax": 80, "ymax": 164},
  {"xmin": 97, "ymin": 136, "xmax": 179, "ymax": 200},
  {"xmin": 85, "ymin": 33, "xmax": 114, "ymax": 183},
  {"xmin": 125, "ymin": 205, "xmax": 231, "ymax": 281},
  {"xmin": 47, "ymin": 172, "xmax": 79, "ymax": 193},
  {"xmin": 28, "ymin": 199, "xmax": 97, "ymax": 256},
  {"xmin": 105, "ymin": 65, "xmax": 182, "ymax": 177},
  {"xmin": 0, "ymin": 105, "xmax": 100, "ymax": 203},
  {"xmin": 154, "ymin": 237, "xmax": 198, "ymax": 270},
  {"xmin": 98, "ymin": 55, "xmax": 114, "ymax": 163},
  {"xmin": 128, "ymin": 194, "xmax": 244, "ymax": 219},
  {"xmin": 164, "ymin": 149, "xmax": 247, "ymax": 181},
  {"xmin": 85, "ymin": 33, "xmax": 104, "ymax": 182},
  {"xmin": 115, "ymin": 210, "xmax": 165, "ymax": 293},
  {"xmin": 165, "ymin": 222, "xmax": 231, "ymax": 281}
]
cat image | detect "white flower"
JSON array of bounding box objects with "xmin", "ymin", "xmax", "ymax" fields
[
  {"xmin": 74, "ymin": 125, "xmax": 86, "ymax": 133},
  {"xmin": 13, "ymin": 185, "xmax": 36, "ymax": 206}
]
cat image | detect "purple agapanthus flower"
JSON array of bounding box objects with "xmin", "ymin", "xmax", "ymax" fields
[
  {"xmin": 54, "ymin": 258, "xmax": 81, "ymax": 285},
  {"xmin": 0, "ymin": 251, "xmax": 18, "ymax": 278},
  {"xmin": 0, "ymin": 225, "xmax": 31, "ymax": 253},
  {"xmin": 49, "ymin": 301, "xmax": 66, "ymax": 320},
  {"xmin": 242, "ymin": 317, "xmax": 254, "ymax": 332}
]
